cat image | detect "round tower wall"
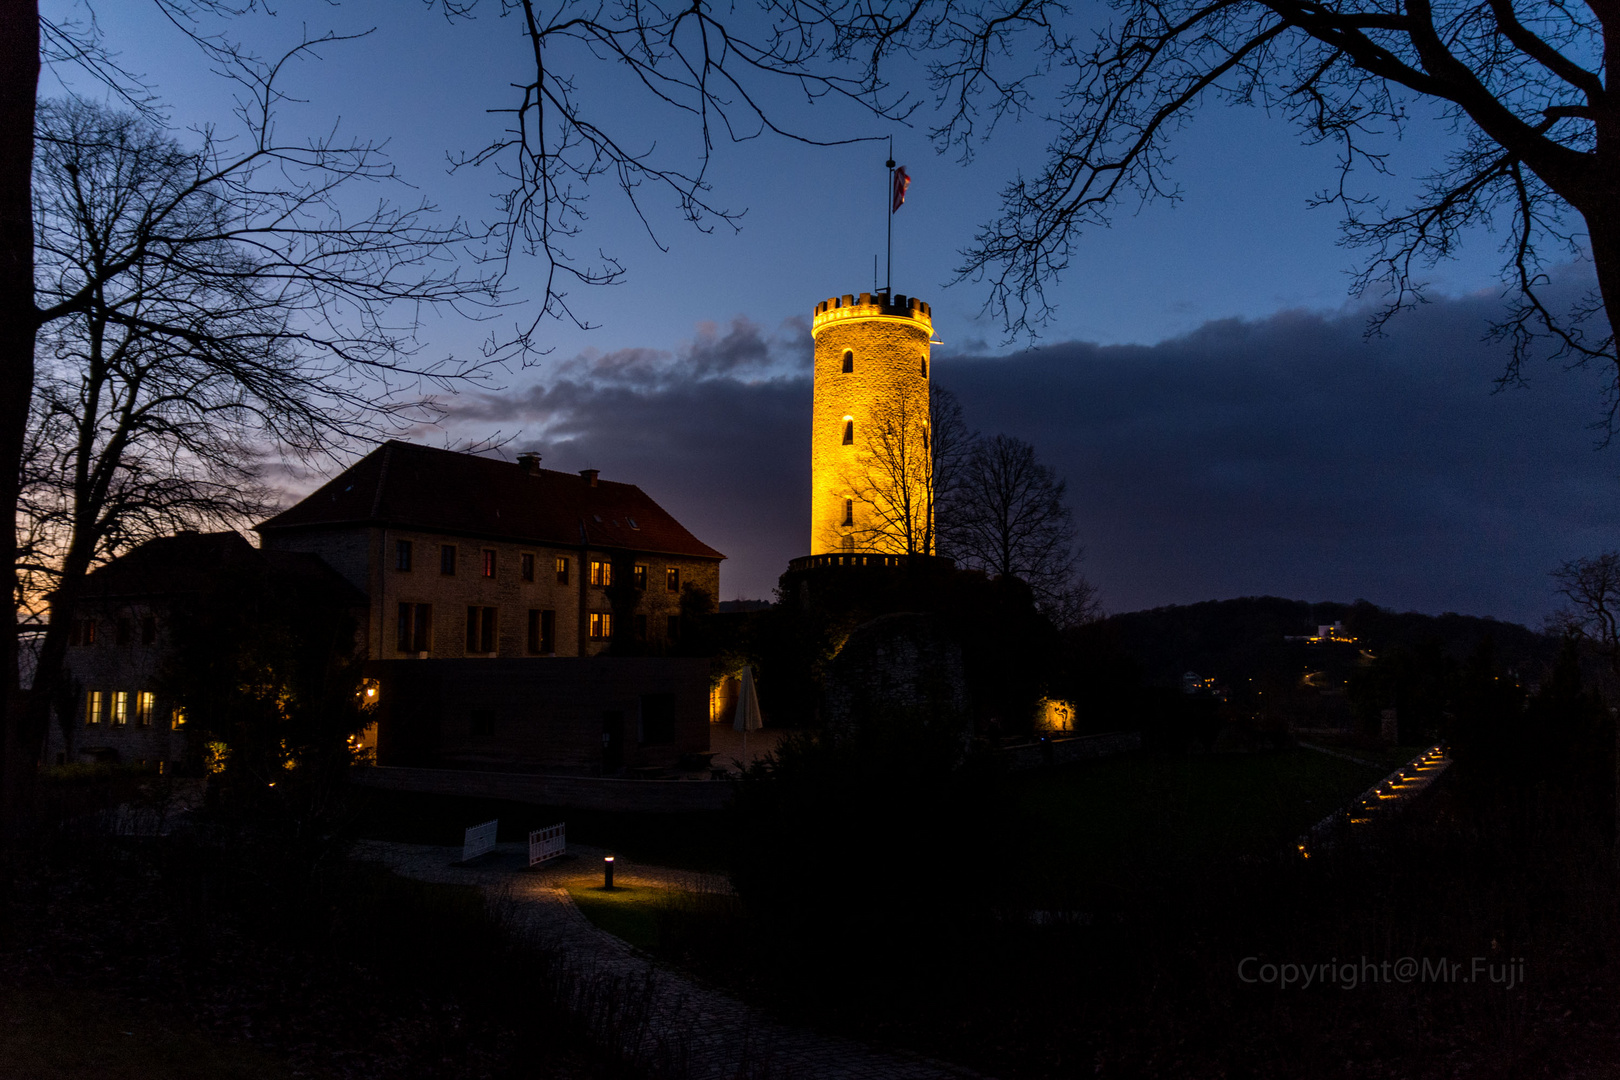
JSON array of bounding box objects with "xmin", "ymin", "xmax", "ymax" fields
[{"xmin": 809, "ymin": 293, "xmax": 934, "ymax": 556}]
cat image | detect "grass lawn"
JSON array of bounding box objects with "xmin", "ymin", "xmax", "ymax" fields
[
  {"xmin": 565, "ymin": 884, "xmax": 686, "ymax": 950},
  {"xmin": 1013, "ymin": 748, "xmax": 1389, "ymax": 894},
  {"xmin": 0, "ymin": 985, "xmax": 295, "ymax": 1080}
]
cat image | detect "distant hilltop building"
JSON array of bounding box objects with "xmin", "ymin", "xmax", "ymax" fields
[{"xmin": 808, "ymin": 291, "xmax": 935, "ymax": 557}]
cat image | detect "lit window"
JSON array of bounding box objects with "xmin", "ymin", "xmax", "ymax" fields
[
  {"xmin": 589, "ymin": 612, "xmax": 613, "ymax": 640},
  {"xmin": 633, "ymin": 564, "xmax": 647, "ymax": 589},
  {"xmin": 85, "ymin": 690, "xmax": 104, "ymax": 725},
  {"xmin": 482, "ymin": 550, "xmax": 497, "ymax": 578},
  {"xmin": 842, "ymin": 350, "xmax": 854, "ymax": 373},
  {"xmin": 396, "ymin": 539, "xmax": 413, "ymax": 571},
  {"xmin": 590, "ymin": 560, "xmax": 613, "ymax": 587},
  {"xmin": 171, "ymin": 707, "xmax": 186, "ymax": 729},
  {"xmin": 440, "ymin": 545, "xmax": 457, "ymax": 575},
  {"xmin": 112, "ymin": 692, "xmax": 129, "ymax": 727},
  {"xmin": 555, "ymin": 557, "xmax": 570, "ymax": 584},
  {"xmin": 136, "ymin": 692, "xmax": 155, "ymax": 727},
  {"xmin": 521, "ymin": 553, "xmax": 535, "ymax": 582},
  {"xmin": 842, "ymin": 419, "xmax": 854, "ymax": 445},
  {"xmin": 666, "ymin": 567, "xmax": 680, "ymax": 593}
]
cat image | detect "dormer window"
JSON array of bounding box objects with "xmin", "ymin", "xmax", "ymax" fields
[{"xmin": 842, "ymin": 350, "xmax": 854, "ymax": 373}]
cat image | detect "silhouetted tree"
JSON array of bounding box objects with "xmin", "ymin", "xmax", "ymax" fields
[
  {"xmin": 829, "ymin": 0, "xmax": 1619, "ymax": 384},
  {"xmin": 6, "ymin": 90, "xmax": 502, "ymax": 823},
  {"xmin": 1552, "ymin": 551, "xmax": 1620, "ymax": 676},
  {"xmin": 844, "ymin": 381, "xmax": 936, "ymax": 555},
  {"xmin": 944, "ymin": 434, "xmax": 1097, "ymax": 627}
]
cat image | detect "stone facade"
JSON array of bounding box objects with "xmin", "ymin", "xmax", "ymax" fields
[
  {"xmin": 809, "ymin": 293, "xmax": 934, "ymax": 556},
  {"xmin": 256, "ymin": 441, "xmax": 724, "ymax": 661},
  {"xmin": 43, "ymin": 531, "xmax": 365, "ymax": 768},
  {"xmin": 49, "ymin": 604, "xmax": 182, "ymax": 768}
]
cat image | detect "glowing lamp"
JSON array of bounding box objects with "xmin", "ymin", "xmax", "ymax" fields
[{"xmin": 604, "ymin": 855, "xmax": 615, "ymax": 889}]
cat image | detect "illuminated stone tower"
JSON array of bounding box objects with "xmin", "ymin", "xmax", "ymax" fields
[{"xmin": 809, "ymin": 291, "xmax": 935, "ymax": 556}]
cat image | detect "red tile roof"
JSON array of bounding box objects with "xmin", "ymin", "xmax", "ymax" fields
[{"xmin": 256, "ymin": 441, "xmax": 725, "ymax": 561}]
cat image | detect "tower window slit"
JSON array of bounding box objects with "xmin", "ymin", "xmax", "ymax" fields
[
  {"xmin": 842, "ymin": 350, "xmax": 854, "ymax": 373},
  {"xmin": 842, "ymin": 420, "xmax": 854, "ymax": 445}
]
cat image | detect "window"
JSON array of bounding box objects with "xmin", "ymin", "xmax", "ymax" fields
[
  {"xmin": 634, "ymin": 613, "xmax": 648, "ymax": 640},
  {"xmin": 633, "ymin": 564, "xmax": 647, "ymax": 589},
  {"xmin": 666, "ymin": 567, "xmax": 680, "ymax": 593},
  {"xmin": 396, "ymin": 539, "xmax": 413, "ymax": 571},
  {"xmin": 842, "ymin": 499, "xmax": 854, "ymax": 527},
  {"xmin": 68, "ymin": 619, "xmax": 91, "ymax": 646},
  {"xmin": 397, "ymin": 602, "xmax": 432, "ymax": 653},
  {"xmin": 590, "ymin": 559, "xmax": 613, "ymax": 587},
  {"xmin": 112, "ymin": 692, "xmax": 129, "ymax": 727},
  {"xmin": 921, "ymin": 356, "xmax": 927, "ymax": 377},
  {"xmin": 85, "ymin": 690, "xmax": 103, "ymax": 725},
  {"xmin": 440, "ymin": 544, "xmax": 457, "ymax": 575},
  {"xmin": 639, "ymin": 693, "xmax": 676, "ymax": 745},
  {"xmin": 115, "ymin": 618, "xmax": 131, "ymax": 646},
  {"xmin": 589, "ymin": 612, "xmax": 613, "ymax": 640},
  {"xmin": 527, "ymin": 609, "xmax": 555, "ymax": 654},
  {"xmin": 171, "ymin": 707, "xmax": 186, "ymax": 730},
  {"xmin": 842, "ymin": 419, "xmax": 854, "ymax": 445},
  {"xmin": 521, "ymin": 553, "xmax": 535, "ymax": 582},
  {"xmin": 469, "ymin": 709, "xmax": 495, "ymax": 737},
  {"xmin": 841, "ymin": 350, "xmax": 854, "ymax": 373},
  {"xmin": 555, "ymin": 556, "xmax": 570, "ymax": 584},
  {"xmin": 667, "ymin": 614, "xmax": 681, "ymax": 641},
  {"xmin": 482, "ymin": 549, "xmax": 497, "ymax": 578},
  {"xmin": 136, "ymin": 692, "xmax": 155, "ymax": 727},
  {"xmin": 140, "ymin": 616, "xmax": 157, "ymax": 645},
  {"xmin": 465, "ymin": 606, "xmax": 497, "ymax": 654}
]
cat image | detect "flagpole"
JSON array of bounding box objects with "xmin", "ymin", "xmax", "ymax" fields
[{"xmin": 885, "ymin": 135, "xmax": 894, "ymax": 297}]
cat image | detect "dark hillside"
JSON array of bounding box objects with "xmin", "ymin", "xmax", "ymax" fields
[{"xmin": 1099, "ymin": 596, "xmax": 1555, "ymax": 688}]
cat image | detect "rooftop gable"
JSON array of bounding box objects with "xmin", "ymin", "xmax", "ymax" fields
[{"xmin": 256, "ymin": 441, "xmax": 725, "ymax": 561}]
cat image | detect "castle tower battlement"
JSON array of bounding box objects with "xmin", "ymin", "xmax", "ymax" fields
[{"xmin": 809, "ymin": 291, "xmax": 934, "ymax": 557}]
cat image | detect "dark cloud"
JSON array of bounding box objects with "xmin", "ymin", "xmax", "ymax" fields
[{"xmin": 437, "ymin": 280, "xmax": 1619, "ymax": 624}]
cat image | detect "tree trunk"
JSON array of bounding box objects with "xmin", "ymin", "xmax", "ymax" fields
[{"xmin": 0, "ymin": 0, "xmax": 40, "ymax": 833}]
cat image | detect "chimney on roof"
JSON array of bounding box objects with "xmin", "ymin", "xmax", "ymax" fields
[
  {"xmin": 517, "ymin": 451, "xmax": 542, "ymax": 475},
  {"xmin": 579, "ymin": 468, "xmax": 599, "ymax": 487}
]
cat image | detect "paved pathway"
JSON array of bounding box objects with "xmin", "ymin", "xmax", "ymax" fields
[{"xmin": 354, "ymin": 839, "xmax": 986, "ymax": 1080}]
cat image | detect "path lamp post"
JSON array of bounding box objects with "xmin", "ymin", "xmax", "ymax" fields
[{"xmin": 604, "ymin": 856, "xmax": 615, "ymax": 889}]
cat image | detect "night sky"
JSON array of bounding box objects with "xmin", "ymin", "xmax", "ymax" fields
[{"xmin": 44, "ymin": 0, "xmax": 1620, "ymax": 626}]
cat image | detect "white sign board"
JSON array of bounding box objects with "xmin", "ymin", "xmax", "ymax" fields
[
  {"xmin": 529, "ymin": 822, "xmax": 567, "ymax": 867},
  {"xmin": 462, "ymin": 819, "xmax": 498, "ymax": 863}
]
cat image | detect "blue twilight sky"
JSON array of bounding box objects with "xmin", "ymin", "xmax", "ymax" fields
[{"xmin": 42, "ymin": 1, "xmax": 1620, "ymax": 625}]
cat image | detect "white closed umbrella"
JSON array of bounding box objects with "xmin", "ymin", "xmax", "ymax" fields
[{"xmin": 733, "ymin": 665, "xmax": 764, "ymax": 765}]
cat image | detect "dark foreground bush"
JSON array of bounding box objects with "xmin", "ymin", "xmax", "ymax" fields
[{"xmin": 0, "ymin": 812, "xmax": 661, "ymax": 1079}]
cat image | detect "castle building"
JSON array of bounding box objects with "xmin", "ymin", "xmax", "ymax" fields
[
  {"xmin": 809, "ymin": 292, "xmax": 935, "ymax": 556},
  {"xmin": 256, "ymin": 441, "xmax": 724, "ymax": 661}
]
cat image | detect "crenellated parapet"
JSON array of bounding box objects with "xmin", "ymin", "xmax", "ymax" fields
[{"xmin": 811, "ymin": 292, "xmax": 933, "ymax": 335}]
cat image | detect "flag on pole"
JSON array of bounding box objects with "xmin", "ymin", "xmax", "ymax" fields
[{"xmin": 891, "ymin": 166, "xmax": 910, "ymax": 213}]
